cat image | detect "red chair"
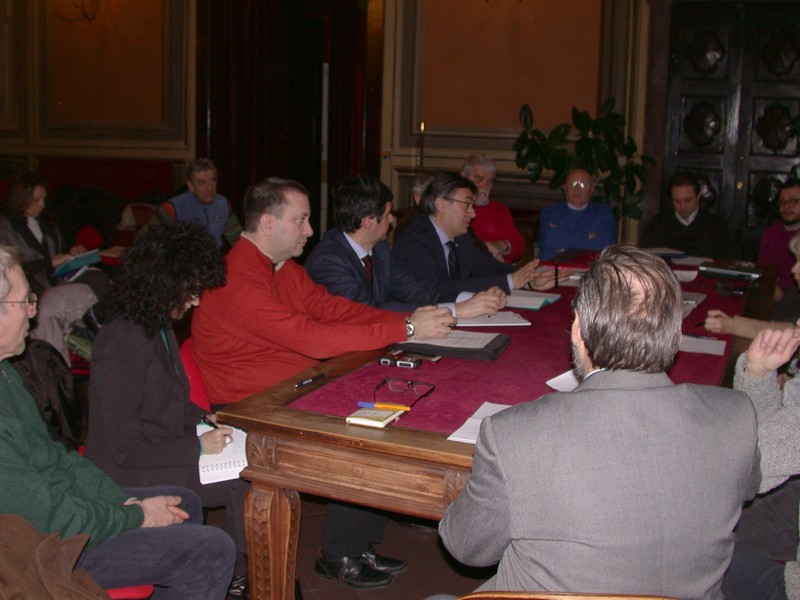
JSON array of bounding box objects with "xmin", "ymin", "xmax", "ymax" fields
[
  {"xmin": 105, "ymin": 585, "xmax": 155, "ymax": 599},
  {"xmin": 75, "ymin": 225, "xmax": 104, "ymax": 251},
  {"xmin": 180, "ymin": 337, "xmax": 211, "ymax": 411}
]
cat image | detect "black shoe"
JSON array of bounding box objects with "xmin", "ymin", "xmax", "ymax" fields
[
  {"xmin": 315, "ymin": 555, "xmax": 394, "ymax": 589},
  {"xmin": 360, "ymin": 548, "xmax": 407, "ymax": 575},
  {"xmin": 227, "ymin": 574, "xmax": 249, "ymax": 599}
]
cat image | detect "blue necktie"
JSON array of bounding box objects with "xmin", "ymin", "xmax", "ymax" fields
[{"xmin": 446, "ymin": 241, "xmax": 460, "ymax": 279}]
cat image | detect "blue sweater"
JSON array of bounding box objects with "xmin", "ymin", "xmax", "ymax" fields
[{"xmin": 538, "ymin": 201, "xmax": 616, "ymax": 260}]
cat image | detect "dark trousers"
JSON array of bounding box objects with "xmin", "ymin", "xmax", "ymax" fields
[
  {"xmin": 723, "ymin": 552, "xmax": 787, "ymax": 600},
  {"xmin": 734, "ymin": 477, "xmax": 800, "ymax": 560},
  {"xmin": 77, "ymin": 486, "xmax": 235, "ymax": 600},
  {"xmin": 320, "ymin": 501, "xmax": 389, "ymax": 560}
]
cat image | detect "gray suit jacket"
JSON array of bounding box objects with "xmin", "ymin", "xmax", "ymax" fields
[{"xmin": 439, "ymin": 370, "xmax": 761, "ymax": 599}]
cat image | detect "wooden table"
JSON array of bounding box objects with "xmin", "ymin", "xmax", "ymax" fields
[
  {"xmin": 217, "ymin": 348, "xmax": 472, "ymax": 600},
  {"xmin": 217, "ymin": 267, "xmax": 776, "ymax": 600}
]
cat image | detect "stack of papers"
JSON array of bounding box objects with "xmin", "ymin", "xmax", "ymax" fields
[
  {"xmin": 456, "ymin": 312, "xmax": 531, "ymax": 327},
  {"xmin": 506, "ymin": 290, "xmax": 560, "ymax": 310},
  {"xmin": 680, "ymin": 335, "xmax": 726, "ymax": 356}
]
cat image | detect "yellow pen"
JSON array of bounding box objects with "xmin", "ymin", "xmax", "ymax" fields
[{"xmin": 358, "ymin": 402, "xmax": 411, "ymax": 411}]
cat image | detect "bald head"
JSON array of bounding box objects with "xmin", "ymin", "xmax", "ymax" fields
[{"xmin": 562, "ymin": 168, "xmax": 595, "ymax": 209}]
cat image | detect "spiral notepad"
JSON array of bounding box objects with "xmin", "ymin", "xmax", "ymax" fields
[{"xmin": 196, "ymin": 423, "xmax": 248, "ymax": 484}]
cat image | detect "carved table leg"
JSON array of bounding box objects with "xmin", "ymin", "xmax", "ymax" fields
[{"xmin": 245, "ymin": 482, "xmax": 301, "ymax": 600}]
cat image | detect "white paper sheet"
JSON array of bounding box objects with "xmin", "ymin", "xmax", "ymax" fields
[{"xmin": 447, "ymin": 401, "xmax": 512, "ymax": 444}]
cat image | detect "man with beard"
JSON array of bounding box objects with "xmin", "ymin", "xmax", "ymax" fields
[
  {"xmin": 460, "ymin": 155, "xmax": 525, "ymax": 264},
  {"xmin": 641, "ymin": 170, "xmax": 729, "ymax": 259},
  {"xmin": 435, "ymin": 245, "xmax": 761, "ymax": 598},
  {"xmin": 759, "ymin": 178, "xmax": 800, "ymax": 302}
]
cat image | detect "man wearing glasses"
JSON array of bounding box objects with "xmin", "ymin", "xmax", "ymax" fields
[
  {"xmin": 392, "ymin": 172, "xmax": 558, "ymax": 295},
  {"xmin": 305, "ymin": 174, "xmax": 505, "ymax": 318},
  {"xmin": 538, "ymin": 167, "xmax": 616, "ymax": 260},
  {"xmin": 641, "ymin": 170, "xmax": 730, "ymax": 261},
  {"xmin": 758, "ymin": 178, "xmax": 800, "ymax": 302}
]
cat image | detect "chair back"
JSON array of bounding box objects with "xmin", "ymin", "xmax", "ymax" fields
[
  {"xmin": 75, "ymin": 225, "xmax": 104, "ymax": 250},
  {"xmin": 458, "ymin": 593, "xmax": 677, "ymax": 600},
  {"xmin": 180, "ymin": 337, "xmax": 211, "ymax": 411},
  {"xmin": 105, "ymin": 585, "xmax": 154, "ymax": 599}
]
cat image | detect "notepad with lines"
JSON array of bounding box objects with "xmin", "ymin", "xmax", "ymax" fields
[{"xmin": 196, "ymin": 423, "xmax": 248, "ymax": 484}]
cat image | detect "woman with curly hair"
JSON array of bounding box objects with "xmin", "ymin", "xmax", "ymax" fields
[{"xmin": 84, "ymin": 223, "xmax": 250, "ymax": 592}]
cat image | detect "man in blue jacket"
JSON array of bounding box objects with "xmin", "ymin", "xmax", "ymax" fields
[{"xmin": 306, "ymin": 175, "xmax": 504, "ymax": 317}]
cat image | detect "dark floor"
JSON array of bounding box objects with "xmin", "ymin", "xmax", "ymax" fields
[{"xmin": 211, "ymin": 495, "xmax": 494, "ymax": 600}]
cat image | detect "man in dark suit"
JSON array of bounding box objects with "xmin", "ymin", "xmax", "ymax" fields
[
  {"xmin": 306, "ymin": 175, "xmax": 505, "ymax": 317},
  {"xmin": 392, "ymin": 172, "xmax": 558, "ymax": 296},
  {"xmin": 437, "ymin": 245, "xmax": 761, "ymax": 598},
  {"xmin": 641, "ymin": 170, "xmax": 731, "ymax": 259}
]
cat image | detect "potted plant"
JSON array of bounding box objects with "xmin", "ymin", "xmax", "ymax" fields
[{"xmin": 513, "ymin": 97, "xmax": 656, "ymax": 220}]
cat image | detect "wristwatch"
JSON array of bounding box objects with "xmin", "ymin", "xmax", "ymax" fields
[{"xmin": 405, "ymin": 318, "xmax": 415, "ymax": 339}]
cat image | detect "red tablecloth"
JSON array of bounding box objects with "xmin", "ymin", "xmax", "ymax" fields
[{"xmin": 289, "ymin": 274, "xmax": 746, "ymax": 436}]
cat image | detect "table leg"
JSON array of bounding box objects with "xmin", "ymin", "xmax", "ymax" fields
[{"xmin": 245, "ymin": 482, "xmax": 301, "ymax": 600}]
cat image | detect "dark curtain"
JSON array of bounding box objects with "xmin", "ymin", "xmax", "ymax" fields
[
  {"xmin": 328, "ymin": 1, "xmax": 366, "ymax": 191},
  {"xmin": 199, "ymin": 0, "xmax": 368, "ymax": 221},
  {"xmin": 202, "ymin": 0, "xmax": 291, "ymax": 211}
]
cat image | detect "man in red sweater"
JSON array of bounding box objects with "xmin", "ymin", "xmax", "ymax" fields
[
  {"xmin": 461, "ymin": 154, "xmax": 526, "ymax": 264},
  {"xmin": 192, "ymin": 176, "xmax": 454, "ymax": 590}
]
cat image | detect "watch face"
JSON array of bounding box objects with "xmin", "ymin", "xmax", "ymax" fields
[{"xmin": 406, "ymin": 322, "xmax": 415, "ymax": 337}]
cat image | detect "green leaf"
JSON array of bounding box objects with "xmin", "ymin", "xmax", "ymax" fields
[
  {"xmin": 624, "ymin": 163, "xmax": 636, "ymax": 195},
  {"xmin": 512, "ymin": 130, "xmax": 529, "ymax": 152},
  {"xmin": 641, "ymin": 154, "xmax": 657, "ymax": 167},
  {"xmin": 548, "ymin": 123, "xmax": 572, "ymax": 144},
  {"xmin": 599, "ymin": 97, "xmax": 616, "ymax": 116},
  {"xmin": 527, "ymin": 161, "xmax": 544, "ymax": 184},
  {"xmin": 634, "ymin": 163, "xmax": 648, "ymax": 184},
  {"xmin": 572, "ymin": 109, "xmax": 592, "ymax": 133},
  {"xmin": 519, "ymin": 104, "xmax": 533, "ymax": 130},
  {"xmin": 627, "ymin": 205, "xmax": 643, "ymax": 220}
]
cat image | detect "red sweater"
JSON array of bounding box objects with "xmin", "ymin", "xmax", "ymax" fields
[
  {"xmin": 471, "ymin": 199, "xmax": 525, "ymax": 264},
  {"xmin": 192, "ymin": 238, "xmax": 407, "ymax": 404}
]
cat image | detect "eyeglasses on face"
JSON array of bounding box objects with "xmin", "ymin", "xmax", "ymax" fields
[
  {"xmin": 568, "ymin": 180, "xmax": 590, "ymax": 190},
  {"xmin": 0, "ymin": 291, "xmax": 38, "ymax": 311},
  {"xmin": 444, "ymin": 196, "xmax": 476, "ymax": 212},
  {"xmin": 374, "ymin": 378, "xmax": 436, "ymax": 406},
  {"xmin": 779, "ymin": 197, "xmax": 800, "ymax": 207}
]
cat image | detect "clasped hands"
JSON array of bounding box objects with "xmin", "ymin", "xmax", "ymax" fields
[{"xmin": 125, "ymin": 495, "xmax": 189, "ymax": 528}]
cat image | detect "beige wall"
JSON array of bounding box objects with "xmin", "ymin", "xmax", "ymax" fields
[
  {"xmin": 381, "ymin": 0, "xmax": 651, "ymax": 244},
  {"xmin": 0, "ymin": 0, "xmax": 195, "ymax": 179},
  {"xmin": 421, "ymin": 0, "xmax": 602, "ymax": 131}
]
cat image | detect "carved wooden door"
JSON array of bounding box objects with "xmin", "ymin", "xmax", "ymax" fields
[{"xmin": 664, "ymin": 1, "xmax": 800, "ymax": 258}]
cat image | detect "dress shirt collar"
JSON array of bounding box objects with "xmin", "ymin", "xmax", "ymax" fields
[
  {"xmin": 675, "ymin": 207, "xmax": 699, "ymax": 226},
  {"xmin": 241, "ymin": 232, "xmax": 285, "ymax": 271},
  {"xmin": 27, "ymin": 216, "xmax": 43, "ymax": 244},
  {"xmin": 428, "ymin": 215, "xmax": 452, "ymax": 244},
  {"xmin": 343, "ymin": 232, "xmax": 371, "ymax": 261}
]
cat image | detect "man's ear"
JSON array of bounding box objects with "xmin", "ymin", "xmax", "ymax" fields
[
  {"xmin": 433, "ymin": 196, "xmax": 447, "ymax": 214},
  {"xmin": 571, "ymin": 312, "xmax": 583, "ymax": 346},
  {"xmin": 360, "ymin": 215, "xmax": 374, "ymax": 231},
  {"xmin": 259, "ymin": 212, "xmax": 274, "ymax": 234}
]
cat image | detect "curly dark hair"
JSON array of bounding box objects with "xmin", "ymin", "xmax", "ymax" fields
[{"xmin": 98, "ymin": 223, "xmax": 226, "ymax": 336}]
